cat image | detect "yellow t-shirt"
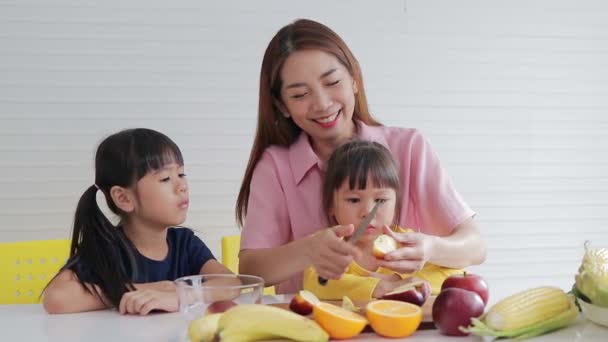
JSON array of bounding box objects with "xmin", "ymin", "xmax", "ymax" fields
[{"xmin": 303, "ymin": 227, "xmax": 463, "ymax": 301}]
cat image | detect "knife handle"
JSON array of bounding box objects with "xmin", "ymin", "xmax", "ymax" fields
[{"xmin": 318, "ymin": 276, "xmax": 328, "ymax": 285}]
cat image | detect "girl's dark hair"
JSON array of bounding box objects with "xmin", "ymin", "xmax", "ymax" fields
[
  {"xmin": 236, "ymin": 18, "xmax": 383, "ymax": 226},
  {"xmin": 322, "ymin": 140, "xmax": 400, "ymax": 225},
  {"xmin": 51, "ymin": 128, "xmax": 183, "ymax": 307}
]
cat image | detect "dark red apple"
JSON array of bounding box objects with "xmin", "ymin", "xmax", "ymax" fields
[
  {"xmin": 205, "ymin": 300, "xmax": 237, "ymax": 314},
  {"xmin": 289, "ymin": 290, "xmax": 320, "ymax": 315},
  {"xmin": 432, "ymin": 288, "xmax": 485, "ymax": 336},
  {"xmin": 381, "ymin": 280, "xmax": 431, "ymax": 306},
  {"xmin": 441, "ymin": 273, "xmax": 489, "ymax": 305}
]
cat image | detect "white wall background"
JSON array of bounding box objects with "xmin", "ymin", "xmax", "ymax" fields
[{"xmin": 1, "ymin": 0, "xmax": 607, "ymax": 302}]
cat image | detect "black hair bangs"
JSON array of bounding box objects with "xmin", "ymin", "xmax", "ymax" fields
[
  {"xmin": 128, "ymin": 129, "xmax": 184, "ymax": 181},
  {"xmin": 344, "ymin": 148, "xmax": 399, "ymax": 192}
]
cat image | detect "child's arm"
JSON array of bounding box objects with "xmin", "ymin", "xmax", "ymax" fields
[
  {"xmin": 200, "ymin": 259, "xmax": 234, "ymax": 275},
  {"xmin": 118, "ymin": 259, "xmax": 235, "ymax": 315},
  {"xmin": 133, "ymin": 281, "xmax": 176, "ymax": 292},
  {"xmin": 413, "ymin": 265, "xmax": 464, "ymax": 295},
  {"xmin": 43, "ymin": 269, "xmax": 109, "ymax": 314},
  {"xmin": 303, "ymin": 266, "xmax": 395, "ymax": 301},
  {"xmin": 118, "ymin": 289, "xmax": 178, "ymax": 315}
]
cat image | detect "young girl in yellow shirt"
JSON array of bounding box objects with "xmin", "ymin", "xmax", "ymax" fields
[{"xmin": 303, "ymin": 140, "xmax": 463, "ymax": 301}]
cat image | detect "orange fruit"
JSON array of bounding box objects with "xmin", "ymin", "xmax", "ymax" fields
[
  {"xmin": 313, "ymin": 302, "xmax": 367, "ymax": 339},
  {"xmin": 366, "ymin": 300, "xmax": 422, "ymax": 338}
]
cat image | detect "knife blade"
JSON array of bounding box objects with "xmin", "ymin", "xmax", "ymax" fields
[
  {"xmin": 318, "ymin": 200, "xmax": 382, "ymax": 285},
  {"xmin": 348, "ymin": 201, "xmax": 381, "ymax": 245}
]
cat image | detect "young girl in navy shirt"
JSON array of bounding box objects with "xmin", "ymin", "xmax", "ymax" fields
[{"xmin": 43, "ymin": 128, "xmax": 232, "ymax": 315}]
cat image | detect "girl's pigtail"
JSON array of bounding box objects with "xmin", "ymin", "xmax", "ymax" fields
[{"xmin": 68, "ymin": 185, "xmax": 137, "ymax": 307}]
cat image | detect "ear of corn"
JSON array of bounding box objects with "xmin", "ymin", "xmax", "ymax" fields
[
  {"xmin": 485, "ymin": 286, "xmax": 572, "ymax": 331},
  {"xmin": 461, "ymin": 286, "xmax": 578, "ymax": 340}
]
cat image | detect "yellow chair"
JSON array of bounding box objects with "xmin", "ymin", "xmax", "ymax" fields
[
  {"xmin": 221, "ymin": 235, "xmax": 275, "ymax": 295},
  {"xmin": 0, "ymin": 239, "xmax": 70, "ymax": 304}
]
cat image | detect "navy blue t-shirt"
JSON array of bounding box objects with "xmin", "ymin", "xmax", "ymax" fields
[{"xmin": 69, "ymin": 227, "xmax": 215, "ymax": 284}]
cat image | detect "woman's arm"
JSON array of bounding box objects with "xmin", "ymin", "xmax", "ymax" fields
[
  {"xmin": 239, "ymin": 225, "xmax": 360, "ymax": 286},
  {"xmin": 427, "ymin": 218, "xmax": 486, "ymax": 268},
  {"xmin": 43, "ymin": 269, "xmax": 109, "ymax": 314},
  {"xmin": 380, "ymin": 218, "xmax": 486, "ymax": 272},
  {"xmin": 239, "ymin": 235, "xmax": 318, "ymax": 286}
]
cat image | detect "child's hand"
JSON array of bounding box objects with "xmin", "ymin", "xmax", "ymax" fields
[
  {"xmin": 134, "ymin": 280, "xmax": 176, "ymax": 292},
  {"xmin": 378, "ymin": 225, "xmax": 434, "ymax": 274},
  {"xmin": 368, "ymin": 271, "xmax": 400, "ymax": 281},
  {"xmin": 306, "ymin": 224, "xmax": 362, "ymax": 280},
  {"xmin": 118, "ymin": 289, "xmax": 178, "ymax": 315}
]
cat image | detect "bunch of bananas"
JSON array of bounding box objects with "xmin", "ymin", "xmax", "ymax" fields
[
  {"xmin": 573, "ymin": 241, "xmax": 608, "ymax": 307},
  {"xmin": 188, "ymin": 304, "xmax": 329, "ymax": 342}
]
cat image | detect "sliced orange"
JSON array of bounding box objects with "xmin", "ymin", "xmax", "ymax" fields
[
  {"xmin": 313, "ymin": 302, "xmax": 367, "ymax": 339},
  {"xmin": 366, "ymin": 300, "xmax": 422, "ymax": 338}
]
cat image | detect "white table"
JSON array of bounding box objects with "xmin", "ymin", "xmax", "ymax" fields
[{"xmin": 0, "ymin": 296, "xmax": 606, "ymax": 342}]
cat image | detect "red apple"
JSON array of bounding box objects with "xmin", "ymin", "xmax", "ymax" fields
[
  {"xmin": 441, "ymin": 273, "xmax": 489, "ymax": 305},
  {"xmin": 372, "ymin": 234, "xmax": 398, "ymax": 259},
  {"xmin": 381, "ymin": 280, "xmax": 431, "ymax": 306},
  {"xmin": 432, "ymin": 288, "xmax": 485, "ymax": 336},
  {"xmin": 289, "ymin": 290, "xmax": 320, "ymax": 315},
  {"xmin": 205, "ymin": 300, "xmax": 237, "ymax": 314}
]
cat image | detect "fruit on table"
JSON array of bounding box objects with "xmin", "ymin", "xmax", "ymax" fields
[
  {"xmin": 188, "ymin": 313, "xmax": 222, "ymax": 342},
  {"xmin": 205, "ymin": 300, "xmax": 237, "ymax": 314},
  {"xmin": 441, "ymin": 272, "xmax": 490, "ymax": 305},
  {"xmin": 381, "ymin": 279, "xmax": 431, "ymax": 306},
  {"xmin": 218, "ymin": 304, "xmax": 328, "ymax": 342},
  {"xmin": 313, "ymin": 302, "xmax": 367, "ymax": 339},
  {"xmin": 341, "ymin": 295, "xmax": 357, "ymax": 312},
  {"xmin": 366, "ymin": 300, "xmax": 422, "ymax": 338},
  {"xmin": 372, "ymin": 234, "xmax": 398, "ymax": 258},
  {"xmin": 432, "ymin": 287, "xmax": 485, "ymax": 336},
  {"xmin": 574, "ymin": 241, "xmax": 608, "ymax": 307},
  {"xmin": 289, "ymin": 290, "xmax": 320, "ymax": 315},
  {"xmin": 462, "ymin": 286, "xmax": 578, "ymax": 339}
]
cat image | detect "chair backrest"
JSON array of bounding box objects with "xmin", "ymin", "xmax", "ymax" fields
[
  {"xmin": 221, "ymin": 235, "xmax": 275, "ymax": 295},
  {"xmin": 221, "ymin": 235, "xmax": 240, "ymax": 273},
  {"xmin": 0, "ymin": 239, "xmax": 70, "ymax": 304}
]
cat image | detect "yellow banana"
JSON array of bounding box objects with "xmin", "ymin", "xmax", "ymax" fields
[
  {"xmin": 218, "ymin": 304, "xmax": 329, "ymax": 342},
  {"xmin": 188, "ymin": 313, "xmax": 222, "ymax": 342},
  {"xmin": 218, "ymin": 330, "xmax": 278, "ymax": 342}
]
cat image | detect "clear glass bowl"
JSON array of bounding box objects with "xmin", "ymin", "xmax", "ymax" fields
[{"xmin": 175, "ymin": 274, "xmax": 264, "ymax": 321}]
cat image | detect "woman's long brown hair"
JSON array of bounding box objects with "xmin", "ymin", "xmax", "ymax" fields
[{"xmin": 236, "ymin": 19, "xmax": 382, "ymax": 227}]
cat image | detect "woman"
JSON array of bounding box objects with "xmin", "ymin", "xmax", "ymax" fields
[{"xmin": 235, "ymin": 19, "xmax": 486, "ymax": 294}]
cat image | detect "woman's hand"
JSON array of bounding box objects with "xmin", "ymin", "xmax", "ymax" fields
[
  {"xmin": 377, "ymin": 225, "xmax": 435, "ymax": 274},
  {"xmin": 306, "ymin": 224, "xmax": 362, "ymax": 280},
  {"xmin": 118, "ymin": 289, "xmax": 178, "ymax": 315}
]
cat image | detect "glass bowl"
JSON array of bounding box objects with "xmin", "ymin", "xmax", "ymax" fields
[
  {"xmin": 577, "ymin": 298, "xmax": 608, "ymax": 327},
  {"xmin": 175, "ymin": 274, "xmax": 264, "ymax": 322}
]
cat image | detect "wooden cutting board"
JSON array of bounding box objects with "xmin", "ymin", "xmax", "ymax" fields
[{"xmin": 269, "ymin": 295, "xmax": 437, "ymax": 330}]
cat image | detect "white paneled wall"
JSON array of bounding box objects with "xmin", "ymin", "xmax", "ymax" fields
[{"xmin": 1, "ymin": 0, "xmax": 607, "ymax": 302}]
